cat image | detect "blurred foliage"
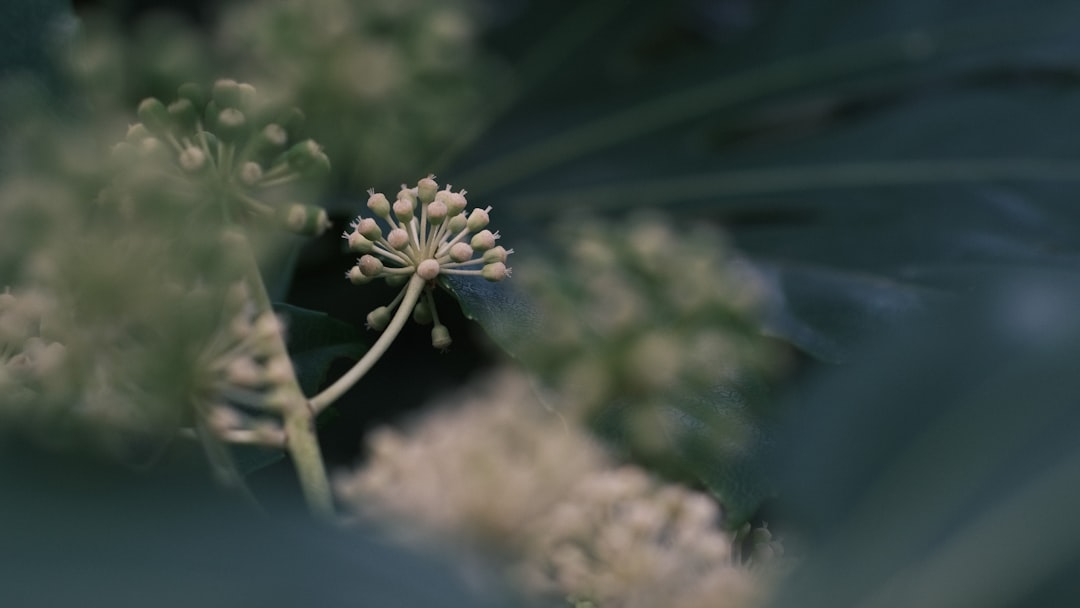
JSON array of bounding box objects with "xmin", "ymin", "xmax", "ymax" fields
[
  {"xmin": 766, "ymin": 272, "xmax": 1080, "ymax": 607},
  {"xmin": 0, "ymin": 435, "xmax": 516, "ymax": 608}
]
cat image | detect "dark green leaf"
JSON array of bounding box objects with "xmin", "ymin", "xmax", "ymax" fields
[
  {"xmin": 0, "ymin": 438, "xmax": 518, "ymax": 608},
  {"xmin": 274, "ymin": 302, "xmax": 369, "ymax": 396},
  {"xmin": 768, "ymin": 271, "xmax": 1080, "ymax": 607}
]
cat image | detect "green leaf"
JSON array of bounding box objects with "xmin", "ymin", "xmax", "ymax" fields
[
  {"xmin": 273, "ymin": 302, "xmax": 369, "ymax": 396},
  {"xmin": 454, "ymin": 0, "xmax": 1080, "ymax": 364},
  {"xmin": 767, "ymin": 271, "xmax": 1080, "ymax": 607},
  {"xmin": 0, "ymin": 437, "xmax": 518, "ymax": 607},
  {"xmin": 440, "ymin": 274, "xmax": 539, "ymax": 359}
]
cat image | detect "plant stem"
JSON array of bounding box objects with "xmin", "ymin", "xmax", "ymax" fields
[
  {"xmin": 309, "ymin": 274, "xmax": 426, "ymax": 414},
  {"xmin": 223, "ymin": 230, "xmax": 335, "ymax": 519}
]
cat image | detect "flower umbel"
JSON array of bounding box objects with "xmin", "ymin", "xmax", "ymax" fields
[
  {"xmin": 108, "ymin": 79, "xmax": 331, "ymax": 236},
  {"xmin": 308, "ymin": 175, "xmax": 512, "ymax": 413},
  {"xmin": 345, "ymin": 175, "xmax": 511, "ymax": 349}
]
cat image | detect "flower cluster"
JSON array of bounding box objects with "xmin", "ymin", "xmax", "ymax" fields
[
  {"xmin": 336, "ymin": 369, "xmax": 768, "ymax": 607},
  {"xmin": 193, "ymin": 281, "xmax": 303, "ymax": 448},
  {"xmin": 343, "ymin": 175, "xmax": 511, "ymax": 350},
  {"xmin": 336, "ymin": 368, "xmax": 608, "ymax": 547},
  {"xmin": 216, "ymin": 0, "xmax": 502, "ymax": 185},
  {"xmin": 518, "ymin": 214, "xmax": 776, "ymax": 419},
  {"xmin": 0, "ymin": 289, "xmax": 70, "ymax": 415},
  {"xmin": 108, "ymin": 79, "xmax": 331, "ymax": 236},
  {"xmin": 518, "ymin": 466, "xmax": 763, "ymax": 608}
]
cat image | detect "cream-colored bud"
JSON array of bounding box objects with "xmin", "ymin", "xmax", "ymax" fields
[
  {"xmin": 367, "ymin": 306, "xmax": 392, "ymax": 330},
  {"xmin": 348, "ymin": 231, "xmax": 374, "ymax": 253},
  {"xmin": 239, "ymin": 161, "xmax": 263, "ymax": 185},
  {"xmin": 417, "ymin": 259, "xmax": 441, "ymax": 280},
  {"xmin": 387, "ymin": 228, "xmax": 410, "ymax": 250},
  {"xmin": 393, "ymin": 197, "xmax": 415, "ymax": 222},
  {"xmin": 448, "ymin": 242, "xmax": 473, "ymax": 262},
  {"xmin": 357, "ymin": 217, "xmax": 382, "ymax": 240},
  {"xmin": 347, "ymin": 266, "xmax": 371, "ymax": 285},
  {"xmin": 482, "ymin": 262, "xmax": 508, "ymax": 282},
  {"xmin": 427, "ymin": 200, "xmax": 448, "ymax": 224},
  {"xmin": 431, "ymin": 325, "xmax": 452, "ymax": 350},
  {"xmin": 417, "ymin": 175, "xmax": 438, "ymax": 204},
  {"xmin": 358, "ymin": 254, "xmax": 384, "ymax": 277},
  {"xmin": 470, "ymin": 230, "xmax": 496, "ymax": 251},
  {"xmin": 178, "ymin": 146, "xmax": 206, "ymax": 172},
  {"xmin": 466, "ymin": 207, "xmax": 489, "ymax": 231}
]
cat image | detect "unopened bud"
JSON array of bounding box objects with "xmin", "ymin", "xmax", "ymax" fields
[
  {"xmin": 393, "ymin": 197, "xmax": 414, "ymax": 222},
  {"xmin": 137, "ymin": 97, "xmax": 171, "ymax": 133},
  {"xmin": 357, "ymin": 217, "xmax": 382, "ymax": 240},
  {"xmin": 448, "ymin": 242, "xmax": 473, "ymax": 262},
  {"xmin": 417, "ymin": 175, "xmax": 438, "ymax": 204},
  {"xmin": 412, "ymin": 300, "xmax": 433, "ymax": 324},
  {"xmin": 367, "ymin": 190, "xmax": 391, "ymax": 218},
  {"xmin": 482, "ymin": 246, "xmax": 510, "ymax": 264},
  {"xmin": 387, "ymin": 228, "xmax": 410, "ymax": 250},
  {"xmin": 358, "ymin": 254, "xmax": 384, "ymax": 277},
  {"xmin": 482, "ymin": 262, "xmax": 509, "ymax": 282},
  {"xmin": 347, "ymin": 266, "xmax": 371, "ymax": 285},
  {"xmin": 417, "ymin": 259, "xmax": 440, "ymax": 280},
  {"xmin": 239, "ymin": 161, "xmax": 263, "ymax": 186},
  {"xmin": 178, "ymin": 146, "xmax": 206, "ymax": 172},
  {"xmin": 366, "ymin": 306, "xmax": 391, "ymax": 331},
  {"xmin": 470, "ymin": 230, "xmax": 496, "ymax": 251},
  {"xmin": 466, "ymin": 207, "xmax": 489, "ymax": 231},
  {"xmin": 426, "ymin": 200, "xmax": 447, "ymax": 224},
  {"xmin": 347, "ymin": 231, "xmax": 374, "ymax": 253},
  {"xmin": 431, "ymin": 325, "xmax": 452, "ymax": 350}
]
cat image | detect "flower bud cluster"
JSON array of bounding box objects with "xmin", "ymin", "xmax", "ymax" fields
[
  {"xmin": 335, "ymin": 369, "xmax": 764, "ymax": 607},
  {"xmin": 216, "ymin": 0, "xmax": 496, "ymax": 187},
  {"xmin": 518, "ymin": 466, "xmax": 763, "ymax": 608},
  {"xmin": 336, "ymin": 369, "xmax": 609, "ymax": 546},
  {"xmin": 0, "ymin": 289, "xmax": 71, "ymax": 412},
  {"xmin": 194, "ymin": 281, "xmax": 303, "ymax": 446},
  {"xmin": 343, "ymin": 175, "xmax": 512, "ymax": 350},
  {"xmin": 518, "ymin": 214, "xmax": 777, "ymax": 418},
  {"xmin": 108, "ymin": 79, "xmax": 331, "ymax": 236}
]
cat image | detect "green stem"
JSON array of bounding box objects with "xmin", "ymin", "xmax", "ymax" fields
[
  {"xmin": 222, "ymin": 231, "xmax": 335, "ymax": 519},
  {"xmin": 308, "ymin": 274, "xmax": 426, "ymax": 414}
]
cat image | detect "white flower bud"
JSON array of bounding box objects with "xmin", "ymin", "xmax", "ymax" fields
[
  {"xmin": 426, "ymin": 200, "xmax": 448, "ymax": 225},
  {"xmin": 239, "ymin": 161, "xmax": 263, "ymax": 185},
  {"xmin": 393, "ymin": 197, "xmax": 415, "ymax": 222},
  {"xmin": 178, "ymin": 146, "xmax": 206, "ymax": 172},
  {"xmin": 225, "ymin": 356, "xmax": 263, "ymax": 388},
  {"xmin": 449, "ymin": 242, "xmax": 474, "ymax": 262},
  {"xmin": 347, "ymin": 266, "xmax": 371, "ymax": 285},
  {"xmin": 357, "ymin": 217, "xmax": 382, "ymax": 240},
  {"xmin": 417, "ymin": 259, "xmax": 441, "ymax": 280},
  {"xmin": 447, "ymin": 190, "xmax": 467, "ymax": 216},
  {"xmin": 358, "ymin": 254, "xmax": 384, "ymax": 277},
  {"xmin": 466, "ymin": 207, "xmax": 489, "ymax": 231},
  {"xmin": 470, "ymin": 230, "xmax": 496, "ymax": 251},
  {"xmin": 482, "ymin": 262, "xmax": 508, "ymax": 282},
  {"xmin": 367, "ymin": 306, "xmax": 392, "ymax": 330},
  {"xmin": 367, "ymin": 190, "xmax": 392, "ymax": 218},
  {"xmin": 447, "ymin": 214, "xmax": 467, "ymax": 233},
  {"xmin": 387, "ymin": 228, "xmax": 410, "ymax": 250},
  {"xmin": 482, "ymin": 246, "xmax": 510, "ymax": 264},
  {"xmin": 347, "ymin": 231, "xmax": 374, "ymax": 253},
  {"xmin": 417, "ymin": 175, "xmax": 438, "ymax": 204},
  {"xmin": 431, "ymin": 325, "xmax": 452, "ymax": 350}
]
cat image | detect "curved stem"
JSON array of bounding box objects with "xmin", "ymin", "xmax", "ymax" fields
[{"xmin": 308, "ymin": 274, "xmax": 426, "ymax": 414}]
